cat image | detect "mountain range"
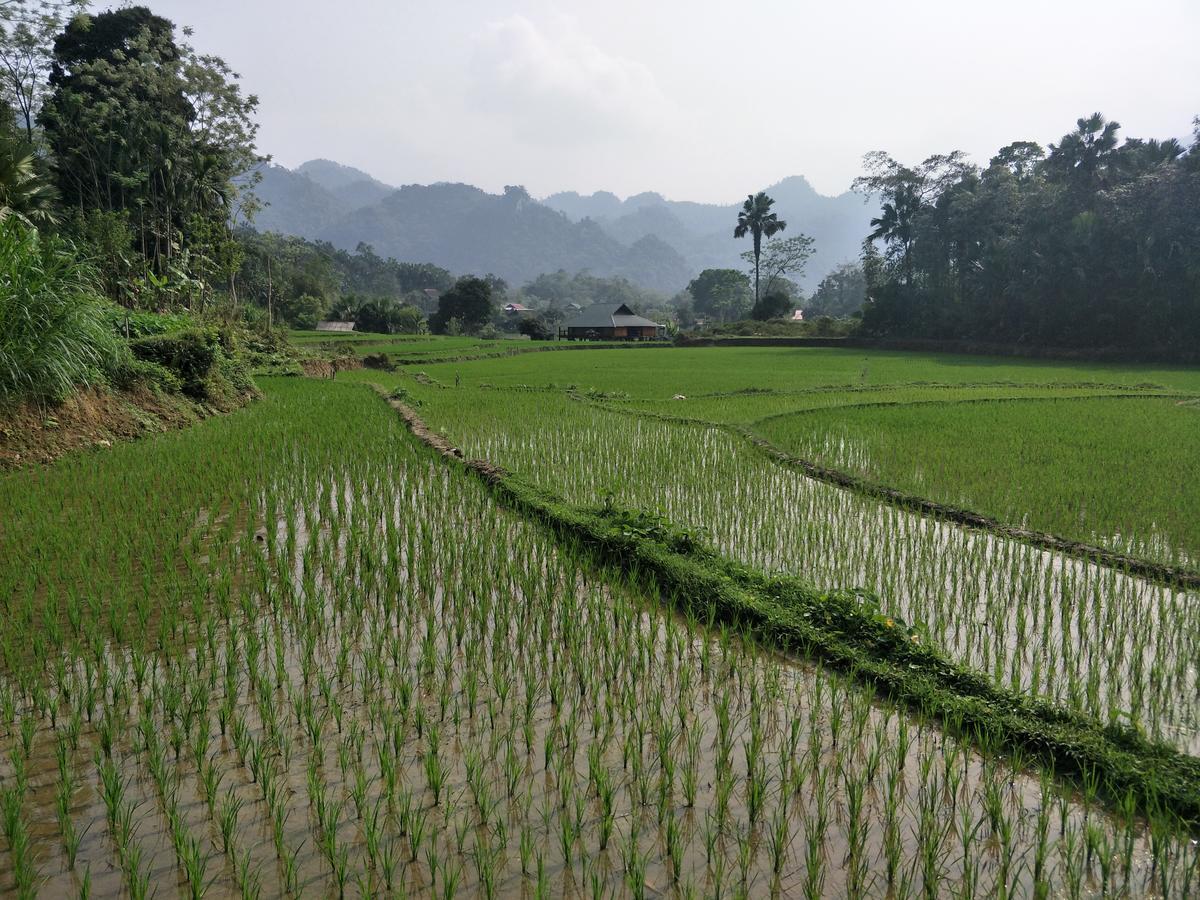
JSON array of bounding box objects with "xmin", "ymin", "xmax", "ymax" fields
[{"xmin": 247, "ymin": 160, "xmax": 875, "ymax": 294}]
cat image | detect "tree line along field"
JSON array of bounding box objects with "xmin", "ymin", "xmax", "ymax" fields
[{"xmin": 2, "ymin": 344, "xmax": 1200, "ymax": 897}]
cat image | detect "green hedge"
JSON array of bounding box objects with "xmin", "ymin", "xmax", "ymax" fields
[{"xmin": 111, "ymin": 357, "xmax": 183, "ymax": 394}]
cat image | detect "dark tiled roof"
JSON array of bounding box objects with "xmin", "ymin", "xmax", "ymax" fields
[{"xmin": 565, "ymin": 303, "xmax": 661, "ymax": 330}]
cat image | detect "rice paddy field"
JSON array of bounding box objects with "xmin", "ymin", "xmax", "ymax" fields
[
  {"xmin": 4, "ymin": 343, "xmax": 1200, "ymax": 898},
  {"xmin": 755, "ymin": 396, "xmax": 1200, "ymax": 566}
]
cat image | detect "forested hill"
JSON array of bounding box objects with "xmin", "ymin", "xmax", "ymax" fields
[{"xmin": 247, "ymin": 162, "xmax": 874, "ymax": 293}]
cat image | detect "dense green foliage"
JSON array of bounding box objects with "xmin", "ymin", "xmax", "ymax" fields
[
  {"xmin": 749, "ymin": 291, "xmax": 793, "ymax": 321},
  {"xmin": 857, "ymin": 114, "xmax": 1200, "ymax": 356},
  {"xmin": 0, "ymin": 219, "xmax": 121, "ymax": 405},
  {"xmin": 806, "ymin": 262, "xmax": 866, "ymax": 318},
  {"xmin": 429, "ymin": 276, "xmax": 494, "ymax": 335},
  {"xmin": 232, "ymin": 230, "xmax": 453, "ymax": 326},
  {"xmin": 352, "ymin": 299, "xmax": 425, "ymax": 334},
  {"xmin": 40, "ymin": 6, "xmax": 258, "ymax": 302},
  {"xmin": 128, "ymin": 326, "xmax": 246, "ymax": 399},
  {"xmin": 686, "ymin": 268, "xmax": 752, "ymax": 322},
  {"xmin": 0, "ymin": 131, "xmax": 57, "ymax": 227}
]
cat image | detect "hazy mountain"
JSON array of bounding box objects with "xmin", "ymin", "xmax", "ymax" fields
[
  {"xmin": 296, "ymin": 159, "xmax": 395, "ymax": 209},
  {"xmin": 244, "ymin": 159, "xmax": 394, "ymax": 238},
  {"xmin": 317, "ymin": 183, "xmax": 693, "ymax": 293},
  {"xmin": 544, "ymin": 175, "xmax": 874, "ymax": 292},
  {"xmin": 246, "ymin": 163, "xmax": 349, "ymax": 238},
  {"xmin": 244, "ymin": 159, "xmax": 874, "ymax": 293}
]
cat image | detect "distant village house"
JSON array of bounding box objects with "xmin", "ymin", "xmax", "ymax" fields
[{"xmin": 562, "ymin": 303, "xmax": 664, "ymax": 341}]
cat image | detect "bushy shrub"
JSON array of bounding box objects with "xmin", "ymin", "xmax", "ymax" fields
[
  {"xmin": 354, "ymin": 299, "xmax": 426, "ymax": 334},
  {"xmin": 129, "ymin": 328, "xmax": 220, "ymax": 398},
  {"xmin": 0, "ymin": 220, "xmax": 124, "ymax": 406},
  {"xmin": 362, "ymin": 353, "xmax": 396, "ymax": 371},
  {"xmin": 750, "ymin": 292, "xmax": 793, "ymax": 321},
  {"xmin": 214, "ymin": 348, "xmax": 256, "ymax": 397},
  {"xmin": 518, "ymin": 316, "xmax": 555, "ymax": 340}
]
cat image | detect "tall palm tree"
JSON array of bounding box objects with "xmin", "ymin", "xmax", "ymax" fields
[
  {"xmin": 868, "ymin": 180, "xmax": 922, "ymax": 285},
  {"xmin": 734, "ymin": 192, "xmax": 786, "ymax": 302}
]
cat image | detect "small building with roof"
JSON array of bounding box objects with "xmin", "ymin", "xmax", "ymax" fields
[
  {"xmin": 315, "ymin": 321, "xmax": 356, "ymax": 333},
  {"xmin": 561, "ymin": 303, "xmax": 664, "ymax": 341}
]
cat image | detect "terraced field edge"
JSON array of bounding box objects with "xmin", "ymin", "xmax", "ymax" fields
[{"xmin": 580, "ymin": 396, "xmax": 1200, "ymax": 591}]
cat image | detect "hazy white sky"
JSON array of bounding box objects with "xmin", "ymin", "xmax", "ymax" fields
[{"xmin": 151, "ymin": 0, "xmax": 1198, "ymax": 202}]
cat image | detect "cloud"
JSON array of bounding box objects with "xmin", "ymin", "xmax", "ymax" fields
[{"xmin": 467, "ymin": 15, "xmax": 670, "ymax": 146}]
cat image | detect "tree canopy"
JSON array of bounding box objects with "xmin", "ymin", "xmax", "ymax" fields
[
  {"xmin": 855, "ymin": 114, "xmax": 1200, "ymax": 356},
  {"xmin": 430, "ymin": 276, "xmax": 493, "ymax": 335},
  {"xmin": 40, "ymin": 5, "xmax": 259, "ymax": 300},
  {"xmin": 807, "ymin": 262, "xmax": 866, "ymax": 318},
  {"xmin": 734, "ymin": 192, "xmax": 786, "ymax": 302},
  {"xmin": 687, "ymin": 268, "xmax": 752, "ymax": 323}
]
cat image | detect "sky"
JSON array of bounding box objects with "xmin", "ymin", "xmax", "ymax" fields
[{"xmin": 149, "ymin": 0, "xmax": 1199, "ymax": 203}]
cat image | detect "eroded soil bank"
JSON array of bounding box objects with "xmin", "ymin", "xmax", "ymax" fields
[{"xmin": 0, "ymin": 383, "xmax": 257, "ymax": 471}]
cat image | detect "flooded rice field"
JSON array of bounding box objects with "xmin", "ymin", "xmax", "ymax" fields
[
  {"xmin": 454, "ymin": 402, "xmax": 1200, "ymax": 756},
  {"xmin": 2, "ymin": 381, "xmax": 1198, "ymax": 898}
]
